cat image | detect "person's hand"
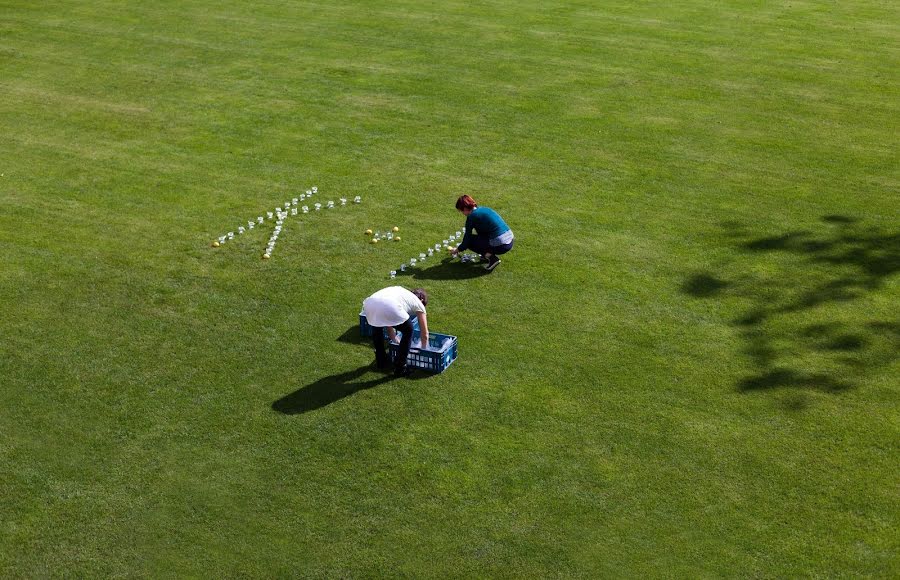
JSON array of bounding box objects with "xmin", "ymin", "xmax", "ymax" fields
[
  {"xmin": 450, "ymin": 247, "xmax": 459, "ymax": 257},
  {"xmin": 420, "ymin": 338, "xmax": 429, "ymax": 349}
]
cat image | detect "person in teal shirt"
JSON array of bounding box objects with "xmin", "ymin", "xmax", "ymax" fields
[{"xmin": 450, "ymin": 195, "xmax": 514, "ymax": 271}]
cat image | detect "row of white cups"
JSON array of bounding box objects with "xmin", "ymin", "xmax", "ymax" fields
[
  {"xmin": 212, "ymin": 187, "xmax": 363, "ymax": 258},
  {"xmin": 212, "ymin": 190, "xmax": 471, "ymax": 270},
  {"xmin": 389, "ymin": 230, "xmax": 470, "ymax": 278}
]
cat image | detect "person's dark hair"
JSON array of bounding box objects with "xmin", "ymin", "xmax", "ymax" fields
[
  {"xmin": 455, "ymin": 195, "xmax": 477, "ymax": 211},
  {"xmin": 411, "ymin": 288, "xmax": 428, "ymax": 306}
]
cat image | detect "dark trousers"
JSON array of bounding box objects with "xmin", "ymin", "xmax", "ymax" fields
[
  {"xmin": 372, "ymin": 318, "xmax": 414, "ymax": 370},
  {"xmin": 467, "ymin": 235, "xmax": 514, "ymax": 258}
]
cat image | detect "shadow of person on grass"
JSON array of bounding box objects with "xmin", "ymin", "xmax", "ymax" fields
[
  {"xmin": 396, "ymin": 257, "xmax": 491, "ymax": 281},
  {"xmin": 335, "ymin": 324, "xmax": 370, "ymax": 346},
  {"xmin": 681, "ymin": 215, "xmax": 898, "ymax": 401},
  {"xmin": 272, "ymin": 365, "xmax": 395, "ymax": 415}
]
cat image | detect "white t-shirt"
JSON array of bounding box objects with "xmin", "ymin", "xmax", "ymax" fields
[{"xmin": 363, "ymin": 286, "xmax": 426, "ymax": 327}]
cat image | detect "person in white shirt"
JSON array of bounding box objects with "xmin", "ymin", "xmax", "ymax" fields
[{"xmin": 363, "ymin": 286, "xmax": 430, "ymax": 377}]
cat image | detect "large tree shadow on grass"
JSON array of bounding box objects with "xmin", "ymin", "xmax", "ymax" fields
[{"xmin": 682, "ymin": 216, "xmax": 899, "ymax": 397}]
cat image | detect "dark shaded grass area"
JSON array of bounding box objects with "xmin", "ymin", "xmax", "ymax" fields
[
  {"xmin": 273, "ymin": 365, "xmax": 396, "ymax": 415},
  {"xmin": 683, "ymin": 216, "xmax": 899, "ymax": 396}
]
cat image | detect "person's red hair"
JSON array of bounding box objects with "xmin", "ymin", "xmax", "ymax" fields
[{"xmin": 455, "ymin": 195, "xmax": 477, "ymax": 211}]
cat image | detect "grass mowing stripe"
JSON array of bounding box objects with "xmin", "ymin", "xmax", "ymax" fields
[{"xmin": 1, "ymin": 0, "xmax": 897, "ymax": 576}]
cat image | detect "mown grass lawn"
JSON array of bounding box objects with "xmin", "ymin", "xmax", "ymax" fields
[{"xmin": 1, "ymin": 0, "xmax": 897, "ymax": 576}]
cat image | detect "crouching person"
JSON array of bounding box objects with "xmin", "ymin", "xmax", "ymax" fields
[{"xmin": 363, "ymin": 286, "xmax": 429, "ymax": 377}]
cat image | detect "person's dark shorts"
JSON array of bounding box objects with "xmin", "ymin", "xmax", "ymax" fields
[{"xmin": 491, "ymin": 239, "xmax": 514, "ymax": 255}]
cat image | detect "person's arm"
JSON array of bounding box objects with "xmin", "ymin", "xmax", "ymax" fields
[
  {"xmin": 455, "ymin": 214, "xmax": 475, "ymax": 253},
  {"xmin": 417, "ymin": 311, "xmax": 429, "ymax": 349}
]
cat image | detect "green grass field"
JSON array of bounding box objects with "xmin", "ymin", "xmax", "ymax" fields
[{"xmin": 1, "ymin": 0, "xmax": 898, "ymax": 576}]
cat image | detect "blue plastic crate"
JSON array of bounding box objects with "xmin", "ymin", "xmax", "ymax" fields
[
  {"xmin": 388, "ymin": 331, "xmax": 458, "ymax": 374},
  {"xmin": 359, "ymin": 311, "xmax": 374, "ymax": 337}
]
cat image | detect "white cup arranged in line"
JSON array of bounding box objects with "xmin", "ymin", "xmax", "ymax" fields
[
  {"xmin": 400, "ymin": 264, "xmax": 406, "ymax": 272},
  {"xmin": 314, "ymin": 203, "xmax": 321, "ymax": 210},
  {"xmin": 311, "ymin": 186, "xmax": 318, "ymax": 193},
  {"xmin": 390, "ymin": 271, "xmax": 396, "ymax": 279},
  {"xmin": 306, "ymin": 190, "xmax": 312, "ymax": 196},
  {"xmin": 302, "ymin": 206, "xmax": 309, "ymax": 213},
  {"xmin": 291, "ymin": 208, "xmax": 297, "ymax": 215},
  {"xmin": 267, "ymin": 212, "xmax": 273, "ymax": 219}
]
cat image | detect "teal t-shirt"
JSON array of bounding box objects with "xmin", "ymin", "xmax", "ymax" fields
[{"xmin": 457, "ymin": 207, "xmax": 511, "ymax": 252}]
